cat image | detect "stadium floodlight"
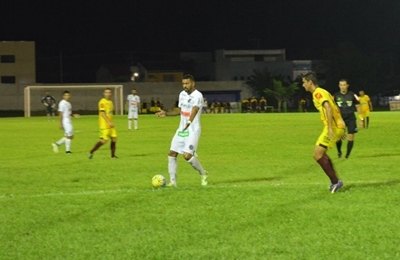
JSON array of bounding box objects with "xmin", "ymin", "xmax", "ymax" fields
[{"xmin": 24, "ymin": 84, "xmax": 124, "ymax": 117}]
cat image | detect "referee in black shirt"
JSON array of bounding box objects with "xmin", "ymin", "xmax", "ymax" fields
[{"xmin": 334, "ymin": 79, "xmax": 359, "ymax": 158}]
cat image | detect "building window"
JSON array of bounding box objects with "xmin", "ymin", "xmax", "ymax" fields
[
  {"xmin": 1, "ymin": 76, "xmax": 16, "ymax": 84},
  {"xmin": 1, "ymin": 55, "xmax": 16, "ymax": 63}
]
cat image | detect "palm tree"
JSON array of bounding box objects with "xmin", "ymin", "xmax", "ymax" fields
[{"xmin": 246, "ymin": 69, "xmax": 299, "ymax": 112}]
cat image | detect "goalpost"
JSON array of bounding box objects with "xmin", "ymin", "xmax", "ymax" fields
[{"xmin": 24, "ymin": 84, "xmax": 124, "ymax": 117}]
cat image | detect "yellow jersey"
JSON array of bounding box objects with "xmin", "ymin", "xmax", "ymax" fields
[
  {"xmin": 313, "ymin": 87, "xmax": 345, "ymax": 129},
  {"xmin": 358, "ymin": 95, "xmax": 371, "ymax": 111},
  {"xmin": 98, "ymin": 98, "xmax": 114, "ymax": 129}
]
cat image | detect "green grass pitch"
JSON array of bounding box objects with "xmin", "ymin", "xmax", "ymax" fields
[{"xmin": 1, "ymin": 112, "xmax": 400, "ymax": 259}]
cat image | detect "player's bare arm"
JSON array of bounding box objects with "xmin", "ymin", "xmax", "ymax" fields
[
  {"xmin": 100, "ymin": 111, "xmax": 114, "ymax": 128},
  {"xmin": 183, "ymin": 106, "xmax": 200, "ymax": 131},
  {"xmin": 323, "ymin": 101, "xmax": 334, "ymax": 139}
]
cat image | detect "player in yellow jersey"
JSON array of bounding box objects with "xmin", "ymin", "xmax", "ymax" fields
[
  {"xmin": 88, "ymin": 88, "xmax": 118, "ymax": 159},
  {"xmin": 302, "ymin": 72, "xmax": 345, "ymax": 193},
  {"xmin": 358, "ymin": 90, "xmax": 372, "ymax": 128}
]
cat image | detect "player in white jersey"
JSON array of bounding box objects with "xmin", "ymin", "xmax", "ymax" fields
[
  {"xmin": 168, "ymin": 74, "xmax": 208, "ymax": 187},
  {"xmin": 52, "ymin": 91, "xmax": 73, "ymax": 154},
  {"xmin": 126, "ymin": 89, "xmax": 141, "ymax": 130}
]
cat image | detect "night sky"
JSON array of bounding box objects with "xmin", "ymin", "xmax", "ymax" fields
[{"xmin": 2, "ymin": 0, "xmax": 400, "ymax": 83}]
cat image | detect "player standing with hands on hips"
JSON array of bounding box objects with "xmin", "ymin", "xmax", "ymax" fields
[
  {"xmin": 167, "ymin": 74, "xmax": 208, "ymax": 187},
  {"xmin": 302, "ymin": 72, "xmax": 345, "ymax": 193},
  {"xmin": 127, "ymin": 89, "xmax": 140, "ymax": 130}
]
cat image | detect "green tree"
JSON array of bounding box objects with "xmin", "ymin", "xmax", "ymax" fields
[{"xmin": 246, "ymin": 69, "xmax": 299, "ymax": 112}]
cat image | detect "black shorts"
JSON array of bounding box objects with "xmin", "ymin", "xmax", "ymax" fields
[{"xmin": 342, "ymin": 114, "xmax": 358, "ymax": 134}]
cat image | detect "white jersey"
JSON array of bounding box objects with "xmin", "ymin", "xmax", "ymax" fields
[
  {"xmin": 177, "ymin": 89, "xmax": 203, "ymax": 133},
  {"xmin": 127, "ymin": 94, "xmax": 140, "ymax": 111},
  {"xmin": 58, "ymin": 100, "xmax": 72, "ymax": 124}
]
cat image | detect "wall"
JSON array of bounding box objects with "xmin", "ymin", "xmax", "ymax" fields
[{"xmin": 0, "ymin": 41, "xmax": 36, "ymax": 110}]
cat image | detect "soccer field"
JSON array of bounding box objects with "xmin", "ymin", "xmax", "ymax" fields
[{"xmin": 1, "ymin": 112, "xmax": 400, "ymax": 259}]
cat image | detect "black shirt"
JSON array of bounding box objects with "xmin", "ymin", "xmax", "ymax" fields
[{"xmin": 334, "ymin": 91, "xmax": 358, "ymax": 117}]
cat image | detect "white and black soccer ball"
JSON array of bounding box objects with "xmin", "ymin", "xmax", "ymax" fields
[{"xmin": 152, "ymin": 175, "xmax": 166, "ymax": 188}]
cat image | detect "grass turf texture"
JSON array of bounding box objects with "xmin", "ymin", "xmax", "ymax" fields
[{"xmin": 1, "ymin": 112, "xmax": 400, "ymax": 259}]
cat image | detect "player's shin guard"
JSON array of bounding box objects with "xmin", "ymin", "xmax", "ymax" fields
[
  {"xmin": 168, "ymin": 156, "xmax": 177, "ymax": 183},
  {"xmin": 188, "ymin": 156, "xmax": 206, "ymax": 175},
  {"xmin": 317, "ymin": 154, "xmax": 339, "ymax": 184}
]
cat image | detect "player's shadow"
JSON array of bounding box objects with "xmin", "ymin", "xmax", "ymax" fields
[
  {"xmin": 343, "ymin": 179, "xmax": 400, "ymax": 192},
  {"xmin": 215, "ymin": 176, "xmax": 282, "ymax": 185}
]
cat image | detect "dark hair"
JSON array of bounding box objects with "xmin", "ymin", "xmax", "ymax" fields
[
  {"xmin": 339, "ymin": 79, "xmax": 349, "ymax": 84},
  {"xmin": 182, "ymin": 74, "xmax": 195, "ymax": 82},
  {"xmin": 63, "ymin": 90, "xmax": 70, "ymax": 94},
  {"xmin": 302, "ymin": 72, "xmax": 318, "ymax": 84}
]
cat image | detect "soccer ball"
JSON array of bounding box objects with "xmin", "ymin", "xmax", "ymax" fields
[{"xmin": 152, "ymin": 174, "xmax": 166, "ymax": 188}]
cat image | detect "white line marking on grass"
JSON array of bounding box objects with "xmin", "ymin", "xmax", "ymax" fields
[{"xmin": 0, "ymin": 180, "xmax": 398, "ymax": 200}]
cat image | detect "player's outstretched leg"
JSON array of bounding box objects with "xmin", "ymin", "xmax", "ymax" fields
[
  {"xmin": 167, "ymin": 152, "xmax": 178, "ymax": 187},
  {"xmin": 110, "ymin": 139, "xmax": 118, "ymax": 158},
  {"xmin": 184, "ymin": 153, "xmax": 208, "ymax": 186},
  {"xmin": 88, "ymin": 141, "xmax": 105, "ymax": 159},
  {"xmin": 366, "ymin": 117, "xmax": 370, "ymax": 128},
  {"xmin": 314, "ymin": 146, "xmax": 343, "ymax": 193}
]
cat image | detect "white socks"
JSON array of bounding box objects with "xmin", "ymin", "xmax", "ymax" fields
[
  {"xmin": 168, "ymin": 156, "xmax": 177, "ymax": 183},
  {"xmin": 134, "ymin": 119, "xmax": 138, "ymax": 130},
  {"xmin": 188, "ymin": 156, "xmax": 206, "ymax": 175},
  {"xmin": 56, "ymin": 137, "xmax": 66, "ymax": 146},
  {"xmin": 65, "ymin": 138, "xmax": 71, "ymax": 152},
  {"xmin": 128, "ymin": 120, "xmax": 132, "ymax": 130}
]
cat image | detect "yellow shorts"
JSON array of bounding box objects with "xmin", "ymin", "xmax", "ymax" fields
[
  {"xmin": 359, "ymin": 110, "xmax": 370, "ymax": 119},
  {"xmin": 316, "ymin": 127, "xmax": 345, "ymax": 148},
  {"xmin": 99, "ymin": 128, "xmax": 117, "ymax": 141}
]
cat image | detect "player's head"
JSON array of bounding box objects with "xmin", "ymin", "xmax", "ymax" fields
[
  {"xmin": 359, "ymin": 90, "xmax": 365, "ymax": 96},
  {"xmin": 339, "ymin": 79, "xmax": 349, "ymax": 93},
  {"xmin": 103, "ymin": 88, "xmax": 112, "ymax": 99},
  {"xmin": 182, "ymin": 74, "xmax": 196, "ymax": 94},
  {"xmin": 62, "ymin": 90, "xmax": 71, "ymax": 101},
  {"xmin": 131, "ymin": 89, "xmax": 137, "ymax": 95},
  {"xmin": 302, "ymin": 72, "xmax": 318, "ymax": 92}
]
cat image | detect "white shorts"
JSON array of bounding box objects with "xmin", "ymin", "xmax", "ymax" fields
[
  {"xmin": 170, "ymin": 130, "xmax": 200, "ymax": 155},
  {"xmin": 128, "ymin": 109, "xmax": 138, "ymax": 119},
  {"xmin": 63, "ymin": 122, "xmax": 74, "ymax": 137}
]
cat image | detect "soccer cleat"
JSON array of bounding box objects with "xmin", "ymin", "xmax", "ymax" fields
[
  {"xmin": 201, "ymin": 174, "xmax": 208, "ymax": 186},
  {"xmin": 88, "ymin": 153, "xmax": 93, "ymax": 159},
  {"xmin": 66, "ymin": 151, "xmax": 72, "ymax": 154},
  {"xmin": 52, "ymin": 143, "xmax": 59, "ymax": 153},
  {"xmin": 338, "ymin": 152, "xmax": 342, "ymax": 158},
  {"xmin": 111, "ymin": 155, "xmax": 119, "ymax": 159},
  {"xmin": 167, "ymin": 182, "xmax": 177, "ymax": 188},
  {"xmin": 329, "ymin": 180, "xmax": 343, "ymax": 193}
]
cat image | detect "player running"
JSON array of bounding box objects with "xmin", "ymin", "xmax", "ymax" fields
[
  {"xmin": 358, "ymin": 90, "xmax": 372, "ymax": 128},
  {"xmin": 52, "ymin": 91, "xmax": 73, "ymax": 154},
  {"xmin": 126, "ymin": 89, "xmax": 141, "ymax": 130},
  {"xmin": 334, "ymin": 79, "xmax": 359, "ymax": 159},
  {"xmin": 167, "ymin": 74, "xmax": 208, "ymax": 187},
  {"xmin": 302, "ymin": 72, "xmax": 345, "ymax": 193},
  {"xmin": 88, "ymin": 88, "xmax": 118, "ymax": 159}
]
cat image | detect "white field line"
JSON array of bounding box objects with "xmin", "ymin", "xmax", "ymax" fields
[{"xmin": 0, "ymin": 180, "xmax": 398, "ymax": 200}]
